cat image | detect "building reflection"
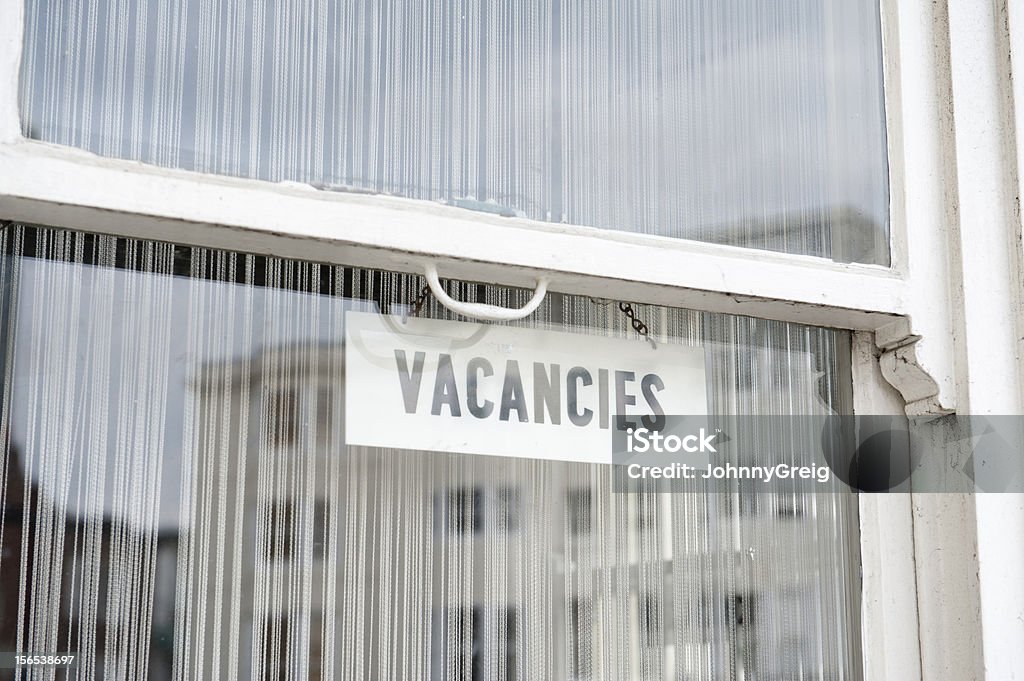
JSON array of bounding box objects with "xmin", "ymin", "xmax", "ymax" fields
[
  {"xmin": 0, "ymin": 339, "xmax": 849, "ymax": 680},
  {"xmin": 0, "ymin": 446, "xmax": 178, "ymax": 681},
  {"xmin": 172, "ymin": 344, "xmax": 847, "ymax": 681}
]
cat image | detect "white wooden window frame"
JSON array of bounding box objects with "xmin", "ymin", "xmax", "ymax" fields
[{"xmin": 2, "ymin": 0, "xmax": 1023, "ymax": 678}]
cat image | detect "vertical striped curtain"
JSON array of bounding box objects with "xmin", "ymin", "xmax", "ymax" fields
[
  {"xmin": 0, "ymin": 224, "xmax": 860, "ymax": 680},
  {"xmin": 20, "ymin": 0, "xmax": 889, "ymax": 264}
]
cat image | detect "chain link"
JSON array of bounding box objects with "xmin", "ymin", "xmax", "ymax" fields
[
  {"xmin": 618, "ymin": 302, "xmax": 657, "ymax": 349},
  {"xmin": 402, "ymin": 284, "xmax": 431, "ymax": 323}
]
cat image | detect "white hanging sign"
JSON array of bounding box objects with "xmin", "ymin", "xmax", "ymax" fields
[{"xmin": 344, "ymin": 311, "xmax": 707, "ymax": 463}]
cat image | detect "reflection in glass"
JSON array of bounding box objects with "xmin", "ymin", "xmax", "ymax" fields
[
  {"xmin": 0, "ymin": 224, "xmax": 861, "ymax": 679},
  {"xmin": 20, "ymin": 0, "xmax": 889, "ymax": 264}
]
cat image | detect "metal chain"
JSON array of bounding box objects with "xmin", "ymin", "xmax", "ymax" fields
[
  {"xmin": 617, "ymin": 301, "xmax": 657, "ymax": 349},
  {"xmin": 402, "ymin": 283, "xmax": 431, "ymax": 323}
]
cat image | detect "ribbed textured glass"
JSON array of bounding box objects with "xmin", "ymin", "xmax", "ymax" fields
[
  {"xmin": 19, "ymin": 0, "xmax": 889, "ymax": 264},
  {"xmin": 0, "ymin": 224, "xmax": 860, "ymax": 680}
]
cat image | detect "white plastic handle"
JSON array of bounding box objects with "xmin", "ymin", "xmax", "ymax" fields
[{"xmin": 423, "ymin": 262, "xmax": 549, "ymax": 322}]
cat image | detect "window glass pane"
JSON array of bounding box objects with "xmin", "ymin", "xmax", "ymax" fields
[
  {"xmin": 0, "ymin": 224, "xmax": 861, "ymax": 679},
  {"xmin": 18, "ymin": 0, "xmax": 889, "ymax": 265}
]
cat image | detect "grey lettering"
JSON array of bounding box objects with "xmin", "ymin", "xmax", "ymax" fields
[
  {"xmin": 567, "ymin": 367, "xmax": 594, "ymax": 426},
  {"xmin": 431, "ymin": 354, "xmax": 462, "ymax": 416},
  {"xmin": 394, "ymin": 349, "xmax": 426, "ymax": 414},
  {"xmin": 467, "ymin": 357, "xmax": 495, "ymax": 418}
]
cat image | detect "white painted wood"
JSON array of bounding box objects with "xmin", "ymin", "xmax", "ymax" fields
[
  {"xmin": 974, "ymin": 494, "xmax": 1024, "ymax": 681},
  {"xmin": 851, "ymin": 332, "xmax": 924, "ymax": 681},
  {"xmin": 912, "ymin": 494, "xmax": 986, "ymax": 681},
  {"xmin": 881, "ymin": 0, "xmax": 959, "ymax": 415},
  {"xmin": 1006, "ymin": 0, "xmax": 1024, "ymax": 414},
  {"xmin": 0, "ymin": 139, "xmax": 908, "ymax": 332},
  {"xmin": 858, "ymin": 494, "xmax": 923, "ymax": 681},
  {"xmin": 992, "ymin": 7, "xmax": 1024, "ymax": 681},
  {"xmin": 941, "ymin": 0, "xmax": 1024, "ymax": 677},
  {"xmin": 947, "ymin": 0, "xmax": 1024, "ymax": 417},
  {"xmin": 0, "ymin": 0, "xmax": 22, "ymax": 142}
]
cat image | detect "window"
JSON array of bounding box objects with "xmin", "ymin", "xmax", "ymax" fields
[
  {"xmin": 3, "ymin": 0, "xmax": 1007, "ymax": 676},
  {"xmin": 0, "ymin": 224, "xmax": 861, "ymax": 678},
  {"xmin": 18, "ymin": 0, "xmax": 889, "ymax": 265},
  {"xmin": 0, "ymin": 0, "xmax": 928, "ymax": 428}
]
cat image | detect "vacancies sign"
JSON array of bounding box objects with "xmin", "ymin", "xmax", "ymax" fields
[{"xmin": 344, "ymin": 311, "xmax": 707, "ymax": 463}]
